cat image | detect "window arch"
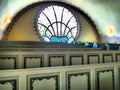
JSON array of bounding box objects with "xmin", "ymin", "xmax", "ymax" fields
[{"xmin": 36, "ymin": 4, "xmax": 80, "ymax": 43}]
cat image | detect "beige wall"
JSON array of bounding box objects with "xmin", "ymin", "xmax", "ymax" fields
[
  {"xmin": 78, "ymin": 13, "xmax": 98, "ymax": 42},
  {"xmin": 6, "ymin": 5, "xmax": 41, "ymax": 41}
]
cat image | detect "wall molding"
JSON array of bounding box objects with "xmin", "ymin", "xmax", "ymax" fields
[
  {"xmin": 96, "ymin": 69, "xmax": 115, "ymax": 90},
  {"xmin": 48, "ymin": 55, "xmax": 65, "ymax": 67},
  {"xmin": 23, "ymin": 55, "xmax": 44, "ymax": 68},
  {"xmin": 116, "ymin": 54, "xmax": 120, "ymax": 62},
  {"xmin": 67, "ymin": 71, "xmax": 90, "ymax": 90},
  {"xmin": 0, "ymin": 76, "xmax": 18, "ymax": 90},
  {"xmin": 69, "ymin": 55, "xmax": 84, "ymax": 65},
  {"xmin": 28, "ymin": 73, "xmax": 60, "ymax": 90},
  {"xmin": 0, "ymin": 55, "xmax": 17, "ymax": 69},
  {"xmin": 87, "ymin": 54, "xmax": 99, "ymax": 64}
]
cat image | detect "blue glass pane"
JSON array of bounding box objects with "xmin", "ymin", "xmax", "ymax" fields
[
  {"xmin": 93, "ymin": 42, "xmax": 98, "ymax": 48},
  {"xmin": 50, "ymin": 36, "xmax": 68, "ymax": 43}
]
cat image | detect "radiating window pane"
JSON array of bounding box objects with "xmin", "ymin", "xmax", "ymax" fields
[{"xmin": 36, "ymin": 5, "xmax": 79, "ymax": 43}]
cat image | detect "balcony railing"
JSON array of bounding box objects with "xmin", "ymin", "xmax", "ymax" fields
[{"xmin": 0, "ymin": 62, "xmax": 120, "ymax": 90}]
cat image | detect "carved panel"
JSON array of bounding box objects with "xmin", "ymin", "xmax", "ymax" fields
[
  {"xmin": 96, "ymin": 69, "xmax": 114, "ymax": 90},
  {"xmin": 24, "ymin": 56, "xmax": 43, "ymax": 68},
  {"xmin": 0, "ymin": 56, "xmax": 17, "ymax": 70},
  {"xmin": 48, "ymin": 55, "xmax": 65, "ymax": 67},
  {"xmin": 67, "ymin": 71, "xmax": 90, "ymax": 90},
  {"xmin": 28, "ymin": 73, "xmax": 59, "ymax": 90},
  {"xmin": 88, "ymin": 54, "xmax": 99, "ymax": 64},
  {"xmin": 69, "ymin": 55, "xmax": 83, "ymax": 65},
  {"xmin": 116, "ymin": 54, "xmax": 120, "ymax": 62},
  {"xmin": 0, "ymin": 77, "xmax": 18, "ymax": 90},
  {"xmin": 103, "ymin": 54, "xmax": 113, "ymax": 63},
  {"xmin": 119, "ymin": 68, "xmax": 120, "ymax": 90}
]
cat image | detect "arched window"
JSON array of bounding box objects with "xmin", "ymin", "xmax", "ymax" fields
[{"xmin": 36, "ymin": 4, "xmax": 79, "ymax": 43}]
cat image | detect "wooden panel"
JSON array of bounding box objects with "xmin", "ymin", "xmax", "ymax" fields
[
  {"xmin": 24, "ymin": 56, "xmax": 43, "ymax": 68},
  {"xmin": 0, "ymin": 56, "xmax": 17, "ymax": 70},
  {"xmin": 69, "ymin": 55, "xmax": 83, "ymax": 65},
  {"xmin": 67, "ymin": 71, "xmax": 90, "ymax": 90},
  {"xmin": 88, "ymin": 55, "xmax": 99, "ymax": 64},
  {"xmin": 119, "ymin": 68, "xmax": 120, "ymax": 90},
  {"xmin": 103, "ymin": 54, "xmax": 113, "ymax": 63},
  {"xmin": 96, "ymin": 69, "xmax": 114, "ymax": 90},
  {"xmin": 0, "ymin": 77, "xmax": 18, "ymax": 90},
  {"xmin": 116, "ymin": 54, "xmax": 120, "ymax": 62},
  {"xmin": 28, "ymin": 73, "xmax": 59, "ymax": 90},
  {"xmin": 49, "ymin": 55, "xmax": 65, "ymax": 67}
]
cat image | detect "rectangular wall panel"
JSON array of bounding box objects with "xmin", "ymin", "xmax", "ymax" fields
[
  {"xmin": 116, "ymin": 54, "xmax": 120, "ymax": 62},
  {"xmin": 119, "ymin": 68, "xmax": 120, "ymax": 90},
  {"xmin": 96, "ymin": 69, "xmax": 114, "ymax": 90},
  {"xmin": 0, "ymin": 77, "xmax": 18, "ymax": 90},
  {"xmin": 0, "ymin": 56, "xmax": 17, "ymax": 70},
  {"xmin": 24, "ymin": 56, "xmax": 43, "ymax": 68},
  {"xmin": 67, "ymin": 71, "xmax": 90, "ymax": 90},
  {"xmin": 49, "ymin": 55, "xmax": 65, "ymax": 67},
  {"xmin": 103, "ymin": 54, "xmax": 113, "ymax": 63},
  {"xmin": 88, "ymin": 55, "xmax": 99, "ymax": 64},
  {"xmin": 28, "ymin": 73, "xmax": 59, "ymax": 90},
  {"xmin": 69, "ymin": 55, "xmax": 83, "ymax": 65}
]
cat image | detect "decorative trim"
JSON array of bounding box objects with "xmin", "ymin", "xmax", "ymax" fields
[
  {"xmin": 69, "ymin": 55, "xmax": 83, "ymax": 65},
  {"xmin": 87, "ymin": 54, "xmax": 99, "ymax": 64},
  {"xmin": 116, "ymin": 54, "xmax": 120, "ymax": 62},
  {"xmin": 96, "ymin": 69, "xmax": 115, "ymax": 90},
  {"xmin": 0, "ymin": 76, "xmax": 18, "ymax": 90},
  {"xmin": 0, "ymin": 55, "xmax": 17, "ymax": 69},
  {"xmin": 48, "ymin": 55, "xmax": 65, "ymax": 67},
  {"xmin": 24, "ymin": 56, "xmax": 43, "ymax": 68},
  {"xmin": 119, "ymin": 68, "xmax": 120, "ymax": 89},
  {"xmin": 102, "ymin": 54, "xmax": 113, "ymax": 63},
  {"xmin": 67, "ymin": 71, "xmax": 90, "ymax": 90},
  {"xmin": 28, "ymin": 73, "xmax": 59, "ymax": 90}
]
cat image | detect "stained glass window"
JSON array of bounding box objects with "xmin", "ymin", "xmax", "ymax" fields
[{"xmin": 36, "ymin": 4, "xmax": 79, "ymax": 43}]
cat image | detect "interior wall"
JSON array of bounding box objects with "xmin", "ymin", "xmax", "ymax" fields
[
  {"xmin": 5, "ymin": 5, "xmax": 41, "ymax": 41},
  {"xmin": 78, "ymin": 13, "xmax": 98, "ymax": 42},
  {"xmin": 3, "ymin": 2, "xmax": 99, "ymax": 42},
  {"xmin": 0, "ymin": 0, "xmax": 120, "ymax": 43}
]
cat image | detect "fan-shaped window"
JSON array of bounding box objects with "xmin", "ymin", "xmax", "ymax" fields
[{"xmin": 36, "ymin": 4, "xmax": 79, "ymax": 43}]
